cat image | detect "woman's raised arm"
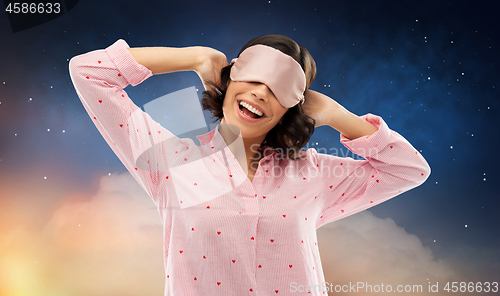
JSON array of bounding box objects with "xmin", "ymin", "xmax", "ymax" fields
[
  {"xmin": 302, "ymin": 89, "xmax": 379, "ymax": 139},
  {"xmin": 128, "ymin": 45, "xmax": 228, "ymax": 90},
  {"xmin": 69, "ymin": 39, "xmax": 216, "ymax": 209}
]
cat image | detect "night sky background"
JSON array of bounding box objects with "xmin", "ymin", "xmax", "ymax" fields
[{"xmin": 1, "ymin": 0, "xmax": 499, "ymax": 295}]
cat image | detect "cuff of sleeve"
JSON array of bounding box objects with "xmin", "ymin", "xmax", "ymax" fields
[
  {"xmin": 340, "ymin": 113, "xmax": 392, "ymax": 158},
  {"xmin": 105, "ymin": 39, "xmax": 153, "ymax": 86}
]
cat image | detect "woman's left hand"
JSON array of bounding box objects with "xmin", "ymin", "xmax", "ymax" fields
[{"xmin": 301, "ymin": 89, "xmax": 341, "ymax": 127}]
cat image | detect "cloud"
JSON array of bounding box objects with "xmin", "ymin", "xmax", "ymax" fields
[
  {"xmin": 1, "ymin": 172, "xmax": 165, "ymax": 296},
  {"xmin": 317, "ymin": 211, "xmax": 467, "ymax": 295},
  {"xmin": 40, "ymin": 172, "xmax": 165, "ymax": 296},
  {"xmin": 42, "ymin": 172, "xmax": 162, "ymax": 251},
  {"xmin": 0, "ymin": 172, "xmax": 490, "ymax": 296}
]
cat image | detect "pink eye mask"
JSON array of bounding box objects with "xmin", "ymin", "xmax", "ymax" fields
[{"xmin": 230, "ymin": 44, "xmax": 306, "ymax": 108}]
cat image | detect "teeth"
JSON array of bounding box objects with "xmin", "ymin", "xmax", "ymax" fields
[{"xmin": 239, "ymin": 101, "xmax": 263, "ymax": 117}]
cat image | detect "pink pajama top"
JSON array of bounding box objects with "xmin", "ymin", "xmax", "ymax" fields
[{"xmin": 69, "ymin": 39, "xmax": 431, "ymax": 295}]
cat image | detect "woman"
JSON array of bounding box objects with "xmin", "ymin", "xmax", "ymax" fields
[{"xmin": 69, "ymin": 34, "xmax": 430, "ymax": 295}]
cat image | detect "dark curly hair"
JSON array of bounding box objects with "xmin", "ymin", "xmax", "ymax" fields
[{"xmin": 201, "ymin": 34, "xmax": 317, "ymax": 159}]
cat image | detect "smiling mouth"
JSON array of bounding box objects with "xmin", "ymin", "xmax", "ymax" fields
[{"xmin": 238, "ymin": 100, "xmax": 264, "ymax": 119}]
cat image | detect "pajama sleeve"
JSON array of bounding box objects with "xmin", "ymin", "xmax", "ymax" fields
[
  {"xmin": 315, "ymin": 113, "xmax": 431, "ymax": 228},
  {"xmin": 69, "ymin": 39, "xmax": 184, "ymax": 209}
]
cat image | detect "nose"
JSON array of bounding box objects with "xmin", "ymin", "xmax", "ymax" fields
[{"xmin": 251, "ymin": 83, "xmax": 272, "ymax": 102}]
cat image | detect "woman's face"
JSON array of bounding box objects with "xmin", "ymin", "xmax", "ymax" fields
[{"xmin": 221, "ymin": 81, "xmax": 288, "ymax": 140}]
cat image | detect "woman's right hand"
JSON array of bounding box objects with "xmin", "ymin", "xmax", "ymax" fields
[{"xmin": 194, "ymin": 47, "xmax": 229, "ymax": 91}]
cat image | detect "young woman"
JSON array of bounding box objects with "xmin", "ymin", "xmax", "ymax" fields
[{"xmin": 69, "ymin": 34, "xmax": 430, "ymax": 295}]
